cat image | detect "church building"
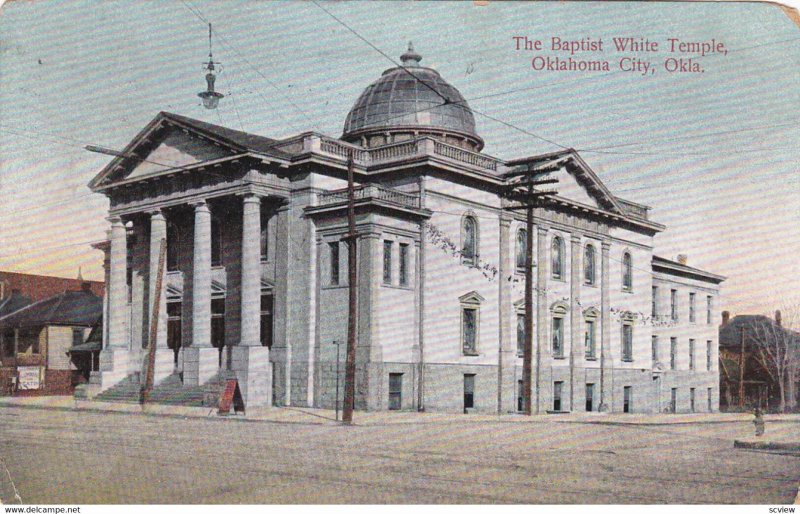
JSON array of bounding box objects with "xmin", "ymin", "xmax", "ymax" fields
[{"xmin": 84, "ymin": 45, "xmax": 724, "ymax": 413}]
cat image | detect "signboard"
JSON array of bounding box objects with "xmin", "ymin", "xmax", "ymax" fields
[{"xmin": 17, "ymin": 366, "xmax": 41, "ymax": 390}]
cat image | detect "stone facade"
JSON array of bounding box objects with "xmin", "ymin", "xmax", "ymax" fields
[{"xmin": 86, "ymin": 49, "xmax": 724, "ymax": 414}]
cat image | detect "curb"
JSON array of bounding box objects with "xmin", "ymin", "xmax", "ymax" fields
[{"xmin": 733, "ymin": 440, "xmax": 800, "ymax": 451}]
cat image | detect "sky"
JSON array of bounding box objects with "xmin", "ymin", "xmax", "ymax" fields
[{"xmin": 0, "ymin": 0, "xmax": 798, "ymax": 317}]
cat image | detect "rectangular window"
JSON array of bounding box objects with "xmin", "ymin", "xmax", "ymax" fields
[
  {"xmin": 585, "ymin": 383, "xmax": 594, "ymax": 412},
  {"xmin": 516, "ymin": 314, "xmax": 525, "ymax": 357},
  {"xmin": 670, "ymin": 337, "xmax": 677, "ymax": 370},
  {"xmin": 689, "ymin": 339, "xmax": 695, "ymax": 370},
  {"xmin": 260, "ymin": 294, "xmax": 274, "ymax": 349},
  {"xmin": 399, "ymin": 243, "xmax": 409, "ymax": 287},
  {"xmin": 388, "ymin": 373, "xmax": 403, "ymax": 411},
  {"xmin": 707, "ymin": 296, "xmax": 713, "ymax": 324},
  {"xmin": 260, "ymin": 224, "xmax": 268, "ymax": 261},
  {"xmin": 690, "ymin": 388, "xmax": 696, "ymax": 412},
  {"xmin": 622, "ymin": 324, "xmax": 633, "ymax": 361},
  {"xmin": 17, "ymin": 328, "xmax": 39, "ymax": 355},
  {"xmin": 689, "ymin": 293, "xmax": 696, "ymax": 323},
  {"xmin": 652, "ymin": 335, "xmax": 659, "ymax": 363},
  {"xmin": 383, "ymin": 240, "xmax": 393, "ymax": 285},
  {"xmin": 167, "ymin": 223, "xmax": 179, "ymax": 272},
  {"xmin": 552, "ymin": 317, "xmax": 564, "ymax": 358},
  {"xmin": 463, "ymin": 374, "xmax": 475, "ymax": 410},
  {"xmin": 671, "ymin": 289, "xmax": 678, "ymax": 321},
  {"xmin": 329, "ymin": 242, "xmax": 340, "ymax": 286},
  {"xmin": 211, "ymin": 219, "xmax": 222, "ymax": 267},
  {"xmin": 517, "ymin": 380, "xmax": 524, "ymax": 412},
  {"xmin": 72, "ymin": 328, "xmax": 84, "ymax": 346},
  {"xmin": 623, "ymin": 386, "xmax": 632, "ymax": 413},
  {"xmin": 670, "ymin": 388, "xmax": 677, "ymax": 413},
  {"xmin": 167, "ymin": 301, "xmax": 182, "ymax": 363},
  {"xmin": 462, "ymin": 308, "xmax": 478, "ymax": 355},
  {"xmin": 585, "ymin": 320, "xmax": 596, "ymax": 359},
  {"xmin": 553, "ymin": 381, "xmax": 563, "ymax": 411},
  {"xmin": 707, "ymin": 387, "xmax": 713, "ymax": 412},
  {"xmin": 652, "ymin": 286, "xmax": 658, "ymax": 317},
  {"xmin": 211, "ymin": 298, "xmax": 226, "ymax": 366},
  {"xmin": 706, "ymin": 340, "xmax": 712, "ymax": 371}
]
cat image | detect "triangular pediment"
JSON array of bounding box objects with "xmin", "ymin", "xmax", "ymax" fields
[
  {"xmin": 507, "ymin": 151, "xmax": 626, "ymax": 216},
  {"xmin": 88, "ymin": 112, "xmax": 247, "ymax": 190}
]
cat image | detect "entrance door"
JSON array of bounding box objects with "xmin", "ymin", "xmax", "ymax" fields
[
  {"xmin": 388, "ymin": 373, "xmax": 402, "ymax": 410},
  {"xmin": 670, "ymin": 388, "xmax": 677, "ymax": 413},
  {"xmin": 517, "ymin": 379, "xmax": 524, "ymax": 412},
  {"xmin": 585, "ymin": 383, "xmax": 594, "ymax": 412},
  {"xmin": 553, "ymin": 381, "xmax": 563, "ymax": 411},
  {"xmin": 623, "ymin": 386, "xmax": 632, "ymax": 413}
]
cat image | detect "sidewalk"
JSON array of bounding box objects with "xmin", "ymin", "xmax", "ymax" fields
[{"xmin": 2, "ymin": 395, "xmax": 799, "ymax": 428}]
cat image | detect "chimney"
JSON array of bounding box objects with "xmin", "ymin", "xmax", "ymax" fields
[
  {"xmin": 81, "ymin": 282, "xmax": 93, "ymax": 293},
  {"xmin": 722, "ymin": 310, "xmax": 730, "ymax": 326},
  {"xmin": 677, "ymin": 254, "xmax": 688, "ymax": 265},
  {"xmin": 775, "ymin": 310, "xmax": 782, "ymax": 326}
]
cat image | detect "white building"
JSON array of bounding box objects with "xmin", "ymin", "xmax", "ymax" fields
[{"xmin": 83, "ymin": 45, "xmax": 724, "ymax": 413}]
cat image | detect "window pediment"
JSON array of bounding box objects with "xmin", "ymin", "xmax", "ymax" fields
[{"xmin": 459, "ymin": 291, "xmax": 485, "ymax": 305}]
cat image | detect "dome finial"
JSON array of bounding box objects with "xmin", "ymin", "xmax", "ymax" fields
[{"xmin": 400, "ymin": 41, "xmax": 422, "ymax": 67}]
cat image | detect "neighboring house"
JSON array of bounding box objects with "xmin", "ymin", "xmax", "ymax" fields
[
  {"xmin": 0, "ymin": 283, "xmax": 103, "ymax": 396},
  {"xmin": 719, "ymin": 312, "xmax": 800, "ymax": 412},
  {"xmin": 85, "ymin": 44, "xmax": 724, "ymax": 413},
  {"xmin": 0, "ymin": 270, "xmax": 104, "ymax": 303}
]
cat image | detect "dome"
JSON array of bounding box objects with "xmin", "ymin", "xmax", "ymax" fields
[{"xmin": 342, "ymin": 43, "xmax": 484, "ymax": 151}]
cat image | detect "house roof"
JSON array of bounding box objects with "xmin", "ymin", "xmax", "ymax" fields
[
  {"xmin": 0, "ymin": 292, "xmax": 32, "ymax": 318},
  {"xmin": 719, "ymin": 314, "xmax": 800, "ymax": 349},
  {"xmin": 0, "ymin": 290, "xmax": 102, "ymax": 330},
  {"xmin": 0, "ymin": 271, "xmax": 104, "ymax": 302}
]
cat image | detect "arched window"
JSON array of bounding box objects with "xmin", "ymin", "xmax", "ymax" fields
[
  {"xmin": 462, "ymin": 216, "xmax": 478, "ymax": 265},
  {"xmin": 551, "ymin": 236, "xmax": 564, "ymax": 279},
  {"xmin": 584, "ymin": 244, "xmax": 595, "ymax": 285},
  {"xmin": 516, "ymin": 228, "xmax": 527, "ymax": 271},
  {"xmin": 622, "ymin": 251, "xmax": 633, "ymax": 291}
]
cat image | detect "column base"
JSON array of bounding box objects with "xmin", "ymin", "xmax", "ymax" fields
[
  {"xmin": 96, "ymin": 347, "xmax": 131, "ymax": 390},
  {"xmin": 183, "ymin": 347, "xmax": 220, "ymax": 386},
  {"xmin": 231, "ymin": 346, "xmax": 272, "ymax": 409},
  {"xmin": 152, "ymin": 348, "xmax": 176, "ymax": 383}
]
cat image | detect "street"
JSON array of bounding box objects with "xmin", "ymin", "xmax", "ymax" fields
[{"xmin": 0, "ymin": 406, "xmax": 798, "ymax": 504}]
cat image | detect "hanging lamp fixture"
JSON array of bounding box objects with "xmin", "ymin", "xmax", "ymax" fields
[{"xmin": 198, "ymin": 23, "xmax": 224, "ymax": 109}]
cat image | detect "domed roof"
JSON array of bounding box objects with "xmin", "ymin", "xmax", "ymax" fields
[{"xmin": 342, "ymin": 44, "xmax": 483, "ymax": 150}]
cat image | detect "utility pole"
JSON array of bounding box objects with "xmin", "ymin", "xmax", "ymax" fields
[
  {"xmin": 141, "ymin": 237, "xmax": 167, "ymax": 406},
  {"xmin": 333, "ymin": 340, "xmax": 342, "ymax": 421},
  {"xmin": 502, "ymin": 157, "xmax": 562, "ymax": 415},
  {"xmin": 342, "ymin": 151, "xmax": 359, "ymax": 425}
]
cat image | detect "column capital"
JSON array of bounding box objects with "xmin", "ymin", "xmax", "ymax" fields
[
  {"xmin": 193, "ymin": 200, "xmax": 210, "ymax": 212},
  {"xmin": 537, "ymin": 225, "xmax": 549, "ymax": 236},
  {"xmin": 570, "ymin": 234, "xmax": 582, "ymax": 244},
  {"xmin": 239, "ymin": 192, "xmax": 262, "ymax": 205},
  {"xmin": 107, "ymin": 216, "xmax": 124, "ymax": 226},
  {"xmin": 601, "ymin": 240, "xmax": 611, "ymax": 251},
  {"xmin": 149, "ymin": 209, "xmax": 166, "ymax": 221}
]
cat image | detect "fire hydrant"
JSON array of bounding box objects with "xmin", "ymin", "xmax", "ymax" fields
[{"xmin": 753, "ymin": 408, "xmax": 765, "ymax": 437}]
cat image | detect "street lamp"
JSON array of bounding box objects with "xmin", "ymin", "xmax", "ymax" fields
[{"xmin": 198, "ymin": 23, "xmax": 224, "ymax": 110}]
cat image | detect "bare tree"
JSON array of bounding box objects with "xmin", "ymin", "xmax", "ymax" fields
[{"xmin": 745, "ymin": 306, "xmax": 800, "ymax": 413}]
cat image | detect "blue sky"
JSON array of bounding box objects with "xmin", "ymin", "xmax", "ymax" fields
[{"xmin": 0, "ymin": 1, "xmax": 798, "ymax": 315}]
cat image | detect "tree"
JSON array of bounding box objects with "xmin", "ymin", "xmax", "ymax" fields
[{"xmin": 745, "ymin": 306, "xmax": 800, "ymax": 413}]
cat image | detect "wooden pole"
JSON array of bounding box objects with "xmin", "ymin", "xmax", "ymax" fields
[
  {"xmin": 141, "ymin": 237, "xmax": 167, "ymax": 406},
  {"xmin": 342, "ymin": 152, "xmax": 358, "ymax": 425},
  {"xmin": 523, "ymin": 178, "xmax": 534, "ymax": 416},
  {"xmin": 738, "ymin": 325, "xmax": 746, "ymax": 409}
]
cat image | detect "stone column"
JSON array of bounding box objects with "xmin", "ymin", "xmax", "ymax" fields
[
  {"xmin": 599, "ymin": 240, "xmax": 612, "ymax": 411},
  {"xmin": 535, "ymin": 225, "xmax": 549, "ymax": 414},
  {"xmin": 184, "ymin": 201, "xmax": 218, "ymax": 386},
  {"xmin": 231, "ymin": 194, "xmax": 272, "ymax": 407},
  {"xmin": 569, "ymin": 234, "xmax": 581, "ymax": 412},
  {"xmin": 497, "ymin": 216, "xmax": 516, "ymax": 413},
  {"xmin": 148, "ymin": 210, "xmax": 172, "ymax": 382},
  {"xmin": 97, "ymin": 217, "xmax": 130, "ymax": 389}
]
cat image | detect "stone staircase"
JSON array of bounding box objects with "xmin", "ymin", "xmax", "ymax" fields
[{"xmin": 84, "ymin": 371, "xmax": 231, "ymax": 408}]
